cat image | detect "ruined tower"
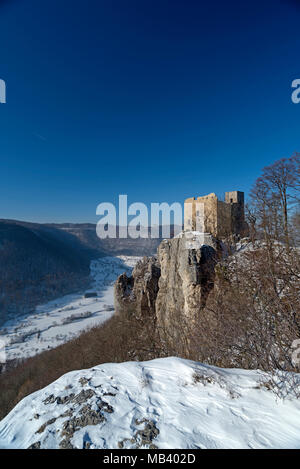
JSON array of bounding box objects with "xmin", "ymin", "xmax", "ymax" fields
[
  {"xmin": 184, "ymin": 190, "xmax": 246, "ymax": 238},
  {"xmin": 225, "ymin": 191, "xmax": 245, "ymax": 235}
]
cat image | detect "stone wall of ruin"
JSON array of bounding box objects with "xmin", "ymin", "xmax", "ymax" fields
[{"xmin": 184, "ymin": 191, "xmax": 246, "ymax": 238}]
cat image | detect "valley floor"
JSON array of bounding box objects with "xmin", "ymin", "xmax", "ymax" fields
[{"xmin": 0, "ymin": 256, "xmax": 140, "ymax": 362}]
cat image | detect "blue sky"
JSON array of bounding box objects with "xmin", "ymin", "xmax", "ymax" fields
[{"xmin": 0, "ymin": 0, "xmax": 300, "ymax": 223}]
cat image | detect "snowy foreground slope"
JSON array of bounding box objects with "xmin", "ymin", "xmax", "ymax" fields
[
  {"xmin": 0, "ymin": 256, "xmax": 139, "ymax": 361},
  {"xmin": 0, "ymin": 357, "xmax": 300, "ymax": 449}
]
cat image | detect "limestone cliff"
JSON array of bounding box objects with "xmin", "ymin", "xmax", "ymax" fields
[
  {"xmin": 114, "ymin": 232, "xmax": 218, "ymax": 343},
  {"xmin": 114, "ymin": 255, "xmax": 161, "ymax": 319}
]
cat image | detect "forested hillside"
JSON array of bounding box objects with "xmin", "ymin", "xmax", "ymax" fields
[{"xmin": 0, "ymin": 221, "xmax": 100, "ymax": 326}]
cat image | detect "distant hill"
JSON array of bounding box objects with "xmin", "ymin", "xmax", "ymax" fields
[{"xmin": 47, "ymin": 223, "xmax": 164, "ymax": 257}]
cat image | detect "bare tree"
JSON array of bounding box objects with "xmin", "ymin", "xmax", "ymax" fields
[{"xmin": 250, "ymin": 155, "xmax": 300, "ymax": 247}]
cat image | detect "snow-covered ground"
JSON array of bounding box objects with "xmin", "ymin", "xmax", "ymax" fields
[
  {"xmin": 0, "ymin": 357, "xmax": 299, "ymax": 449},
  {"xmin": 0, "ymin": 256, "xmax": 140, "ymax": 362}
]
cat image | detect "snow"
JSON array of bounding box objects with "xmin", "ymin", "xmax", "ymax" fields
[
  {"xmin": 0, "ymin": 357, "xmax": 300, "ymax": 449},
  {"xmin": 0, "ymin": 256, "xmax": 140, "ymax": 361}
]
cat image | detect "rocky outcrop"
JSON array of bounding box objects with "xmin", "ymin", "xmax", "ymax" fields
[
  {"xmin": 155, "ymin": 234, "xmax": 217, "ymax": 342},
  {"xmin": 114, "ymin": 256, "xmax": 161, "ymax": 319},
  {"xmin": 114, "ymin": 232, "xmax": 218, "ymax": 343}
]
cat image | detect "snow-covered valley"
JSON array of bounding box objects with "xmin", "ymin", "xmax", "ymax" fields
[
  {"xmin": 0, "ymin": 256, "xmax": 140, "ymax": 362},
  {"xmin": 1, "ymin": 357, "xmax": 300, "ymax": 449}
]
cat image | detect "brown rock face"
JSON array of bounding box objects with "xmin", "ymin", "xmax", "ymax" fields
[
  {"xmin": 114, "ymin": 256, "xmax": 161, "ymax": 319},
  {"xmin": 114, "ymin": 233, "xmax": 218, "ymax": 343}
]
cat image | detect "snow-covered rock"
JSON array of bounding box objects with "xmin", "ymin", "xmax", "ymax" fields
[{"xmin": 0, "ymin": 357, "xmax": 300, "ymax": 449}]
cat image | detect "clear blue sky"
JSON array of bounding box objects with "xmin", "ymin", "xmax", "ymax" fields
[{"xmin": 0, "ymin": 0, "xmax": 300, "ymax": 223}]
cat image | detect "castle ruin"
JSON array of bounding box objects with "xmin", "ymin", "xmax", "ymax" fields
[{"xmin": 184, "ymin": 191, "xmax": 246, "ymax": 238}]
